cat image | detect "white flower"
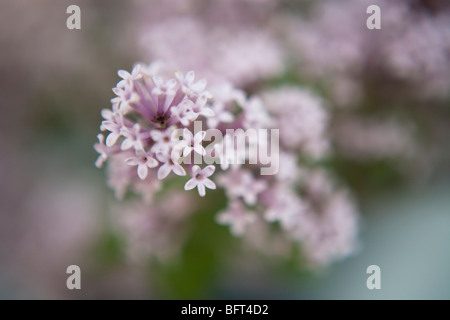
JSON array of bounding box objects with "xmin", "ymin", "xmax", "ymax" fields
[
  {"xmin": 216, "ymin": 200, "xmax": 256, "ymax": 236},
  {"xmin": 184, "ymin": 165, "xmax": 216, "ymax": 197},
  {"xmin": 125, "ymin": 149, "xmax": 159, "ymax": 180},
  {"xmin": 179, "ymin": 128, "xmax": 206, "ymax": 157},
  {"xmin": 156, "ymin": 150, "xmax": 186, "ymax": 180}
]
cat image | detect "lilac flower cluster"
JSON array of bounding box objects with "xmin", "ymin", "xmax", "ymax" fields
[
  {"xmin": 95, "ymin": 63, "xmax": 359, "ymax": 266},
  {"xmin": 95, "ymin": 62, "xmax": 221, "ymax": 198}
]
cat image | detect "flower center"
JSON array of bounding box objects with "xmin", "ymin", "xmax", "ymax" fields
[{"xmin": 154, "ymin": 113, "xmax": 168, "ymax": 126}]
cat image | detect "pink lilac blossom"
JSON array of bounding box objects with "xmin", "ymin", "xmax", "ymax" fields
[{"xmin": 96, "ymin": 62, "xmax": 220, "ymax": 198}]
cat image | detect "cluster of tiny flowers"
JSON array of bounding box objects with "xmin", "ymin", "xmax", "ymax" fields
[
  {"xmin": 95, "ymin": 63, "xmax": 358, "ymax": 266},
  {"xmin": 96, "ymin": 62, "xmax": 219, "ymax": 198},
  {"xmin": 95, "ymin": 62, "xmax": 277, "ymax": 201},
  {"xmin": 285, "ymin": 0, "xmax": 450, "ymax": 104},
  {"xmin": 213, "ymin": 87, "xmax": 358, "ymax": 266}
]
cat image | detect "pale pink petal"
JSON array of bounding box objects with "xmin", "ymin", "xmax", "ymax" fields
[
  {"xmin": 203, "ymin": 178, "xmax": 216, "ymax": 190},
  {"xmin": 172, "ymin": 164, "xmax": 186, "ymax": 176},
  {"xmin": 157, "ymin": 164, "xmax": 171, "ymax": 180},
  {"xmin": 95, "ymin": 157, "xmax": 104, "ymax": 168},
  {"xmin": 200, "ymin": 108, "xmax": 215, "ymax": 118},
  {"xmin": 152, "ymin": 75, "xmax": 163, "ymax": 87},
  {"xmin": 194, "ymin": 145, "xmax": 206, "ymax": 156},
  {"xmin": 244, "ymin": 194, "xmax": 257, "ymax": 206},
  {"xmin": 150, "ymin": 130, "xmax": 162, "ymax": 141},
  {"xmin": 146, "ymin": 157, "xmax": 159, "ymax": 168},
  {"xmin": 219, "ymin": 111, "xmax": 234, "ymax": 123},
  {"xmin": 191, "ymin": 165, "xmax": 201, "ymax": 175},
  {"xmin": 192, "ymin": 79, "xmax": 207, "ymax": 92},
  {"xmin": 184, "ymin": 178, "xmax": 198, "ymax": 191},
  {"xmin": 101, "ymin": 121, "xmax": 117, "ymax": 132},
  {"xmin": 118, "ymin": 70, "xmax": 130, "ymax": 79},
  {"xmin": 155, "ymin": 151, "xmax": 167, "ymax": 163},
  {"xmin": 180, "ymin": 118, "xmax": 190, "ymax": 126},
  {"xmin": 166, "ymin": 79, "xmax": 177, "ymax": 89},
  {"xmin": 183, "ymin": 128, "xmax": 193, "ymax": 141},
  {"xmin": 202, "ymin": 165, "xmax": 216, "ymax": 177},
  {"xmin": 186, "ymin": 71, "xmax": 195, "ymax": 83},
  {"xmin": 121, "ymin": 139, "xmax": 134, "ymax": 150},
  {"xmin": 106, "ymin": 132, "xmax": 120, "ymax": 147},
  {"xmin": 183, "ymin": 146, "xmax": 192, "ymax": 157},
  {"xmin": 197, "ymin": 183, "xmax": 206, "ymax": 197},
  {"xmin": 175, "ymin": 71, "xmax": 184, "ymax": 82},
  {"xmin": 125, "ymin": 158, "xmax": 139, "ymax": 166},
  {"xmin": 194, "ymin": 131, "xmax": 206, "ymax": 144},
  {"xmin": 101, "ymin": 109, "xmax": 112, "ymax": 120},
  {"xmin": 137, "ymin": 164, "xmax": 148, "ymax": 180}
]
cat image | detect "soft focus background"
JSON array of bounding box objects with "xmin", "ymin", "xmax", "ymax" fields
[{"xmin": 0, "ymin": 0, "xmax": 449, "ymax": 299}]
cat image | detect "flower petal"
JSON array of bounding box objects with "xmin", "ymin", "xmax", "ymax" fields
[
  {"xmin": 200, "ymin": 108, "xmax": 215, "ymax": 118},
  {"xmin": 219, "ymin": 111, "xmax": 234, "ymax": 123},
  {"xmin": 150, "ymin": 130, "xmax": 162, "ymax": 141},
  {"xmin": 183, "ymin": 128, "xmax": 193, "ymax": 141},
  {"xmin": 125, "ymin": 157, "xmax": 139, "ymax": 166},
  {"xmin": 157, "ymin": 164, "xmax": 171, "ymax": 180},
  {"xmin": 186, "ymin": 71, "xmax": 195, "ymax": 83},
  {"xmin": 202, "ymin": 165, "xmax": 216, "ymax": 177},
  {"xmin": 152, "ymin": 75, "xmax": 163, "ymax": 87},
  {"xmin": 192, "ymin": 79, "xmax": 207, "ymax": 92},
  {"xmin": 194, "ymin": 145, "xmax": 206, "ymax": 156},
  {"xmin": 146, "ymin": 157, "xmax": 159, "ymax": 168},
  {"xmin": 191, "ymin": 165, "xmax": 201, "ymax": 175},
  {"xmin": 137, "ymin": 164, "xmax": 148, "ymax": 180},
  {"xmin": 106, "ymin": 132, "xmax": 120, "ymax": 147},
  {"xmin": 184, "ymin": 178, "xmax": 197, "ymax": 191},
  {"xmin": 173, "ymin": 164, "xmax": 186, "ymax": 176},
  {"xmin": 183, "ymin": 146, "xmax": 192, "ymax": 158},
  {"xmin": 203, "ymin": 178, "xmax": 216, "ymax": 190},
  {"xmin": 197, "ymin": 183, "xmax": 206, "ymax": 197},
  {"xmin": 101, "ymin": 109, "xmax": 112, "ymax": 120},
  {"xmin": 121, "ymin": 139, "xmax": 134, "ymax": 150},
  {"xmin": 118, "ymin": 70, "xmax": 130, "ymax": 79},
  {"xmin": 194, "ymin": 131, "xmax": 206, "ymax": 144}
]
